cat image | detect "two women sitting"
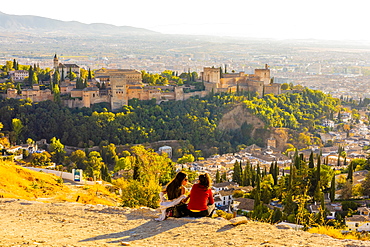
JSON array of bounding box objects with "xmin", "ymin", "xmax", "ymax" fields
[{"xmin": 157, "ymin": 171, "xmax": 215, "ymax": 220}]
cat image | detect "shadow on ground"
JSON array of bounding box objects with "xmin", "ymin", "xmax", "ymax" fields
[{"xmin": 79, "ymin": 219, "xmax": 184, "ymax": 244}]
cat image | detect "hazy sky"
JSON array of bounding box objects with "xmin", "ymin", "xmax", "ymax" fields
[{"xmin": 2, "ymin": 0, "xmax": 369, "ymax": 41}]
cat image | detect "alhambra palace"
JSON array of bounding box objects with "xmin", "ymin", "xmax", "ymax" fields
[{"xmin": 6, "ymin": 55, "xmax": 281, "ymax": 111}]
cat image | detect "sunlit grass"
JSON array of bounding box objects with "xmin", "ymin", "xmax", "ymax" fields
[
  {"xmin": 0, "ymin": 160, "xmax": 120, "ymax": 206},
  {"xmin": 308, "ymin": 226, "xmax": 370, "ymax": 241}
]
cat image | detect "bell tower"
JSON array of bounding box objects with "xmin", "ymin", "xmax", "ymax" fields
[{"xmin": 53, "ymin": 54, "xmax": 59, "ymax": 70}]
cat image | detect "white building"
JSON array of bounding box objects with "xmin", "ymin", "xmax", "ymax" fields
[
  {"xmin": 158, "ymin": 146, "xmax": 172, "ymax": 158},
  {"xmin": 346, "ymin": 207, "xmax": 370, "ymax": 231},
  {"xmin": 9, "ymin": 70, "xmax": 29, "ymax": 81}
]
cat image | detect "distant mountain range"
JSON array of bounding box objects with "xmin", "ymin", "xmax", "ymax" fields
[{"xmin": 0, "ymin": 11, "xmax": 158, "ymax": 35}]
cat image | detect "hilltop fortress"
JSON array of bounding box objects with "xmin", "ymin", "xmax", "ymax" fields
[{"xmin": 6, "ymin": 56, "xmax": 281, "ymax": 111}]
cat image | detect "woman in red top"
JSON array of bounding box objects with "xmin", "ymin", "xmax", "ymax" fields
[{"xmin": 187, "ymin": 173, "xmax": 215, "ymax": 217}]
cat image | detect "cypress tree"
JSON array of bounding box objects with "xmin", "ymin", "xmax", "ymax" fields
[
  {"xmin": 269, "ymin": 162, "xmax": 274, "ymax": 175},
  {"xmin": 347, "ymin": 162, "xmax": 353, "ymax": 183},
  {"xmin": 309, "ymin": 151, "xmax": 314, "ymax": 169},
  {"xmin": 221, "ymin": 172, "xmax": 227, "ymax": 182},
  {"xmin": 16, "ymin": 83, "xmax": 21, "ymax": 95},
  {"xmin": 316, "ymin": 154, "xmax": 321, "ymax": 183},
  {"xmin": 316, "ymin": 156, "xmax": 321, "ymax": 187},
  {"xmin": 254, "ymin": 164, "xmax": 261, "ymax": 208},
  {"xmin": 69, "ymin": 67, "xmax": 72, "ymax": 80},
  {"xmin": 337, "ymin": 146, "xmax": 342, "ymax": 166},
  {"xmin": 101, "ymin": 164, "xmax": 111, "ymax": 183},
  {"xmin": 245, "ymin": 162, "xmax": 251, "ymax": 186},
  {"xmin": 330, "ymin": 175, "xmax": 336, "ymax": 202},
  {"xmin": 242, "ymin": 165, "xmax": 248, "ymax": 186},
  {"xmin": 28, "ymin": 65, "xmax": 33, "ymax": 84},
  {"xmin": 263, "ymin": 167, "xmax": 267, "ymax": 178},
  {"xmin": 216, "ymin": 170, "xmax": 220, "ymax": 183},
  {"xmin": 251, "ymin": 165, "xmax": 256, "ymax": 187},
  {"xmin": 274, "ymin": 161, "xmax": 279, "ymax": 186},
  {"xmin": 88, "ymin": 68, "xmax": 92, "ymax": 80},
  {"xmin": 288, "ymin": 162, "xmax": 293, "ymax": 190},
  {"xmin": 314, "ymin": 180, "xmax": 322, "ymax": 203},
  {"xmin": 232, "ymin": 160, "xmax": 241, "ymax": 184}
]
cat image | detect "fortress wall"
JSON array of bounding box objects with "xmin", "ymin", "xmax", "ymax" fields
[
  {"xmin": 62, "ymin": 99, "xmax": 85, "ymax": 108},
  {"xmin": 240, "ymin": 81, "xmax": 264, "ymax": 96},
  {"xmin": 264, "ymin": 83, "xmax": 281, "ymax": 95},
  {"xmin": 183, "ymin": 91, "xmax": 208, "ymax": 100}
]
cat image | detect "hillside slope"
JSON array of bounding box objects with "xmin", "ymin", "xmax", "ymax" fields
[
  {"xmin": 0, "ymin": 161, "xmax": 120, "ymax": 205},
  {"xmin": 0, "ymin": 11, "xmax": 157, "ymax": 35},
  {"xmin": 0, "ymin": 199, "xmax": 368, "ymax": 247}
]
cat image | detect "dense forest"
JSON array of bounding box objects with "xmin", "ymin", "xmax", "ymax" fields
[{"xmin": 0, "ymin": 88, "xmax": 342, "ymax": 157}]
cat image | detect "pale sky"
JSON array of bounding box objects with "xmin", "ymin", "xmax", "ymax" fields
[{"xmin": 1, "ymin": 0, "xmax": 369, "ymax": 41}]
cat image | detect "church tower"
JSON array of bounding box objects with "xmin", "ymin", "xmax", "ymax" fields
[{"xmin": 53, "ymin": 54, "xmax": 59, "ymax": 70}]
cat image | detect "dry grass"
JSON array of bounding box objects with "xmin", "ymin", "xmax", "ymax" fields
[
  {"xmin": 0, "ymin": 161, "xmax": 121, "ymax": 206},
  {"xmin": 308, "ymin": 226, "xmax": 370, "ymax": 241}
]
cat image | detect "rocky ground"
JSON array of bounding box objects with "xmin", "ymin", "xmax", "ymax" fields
[{"xmin": 0, "ymin": 198, "xmax": 369, "ymax": 247}]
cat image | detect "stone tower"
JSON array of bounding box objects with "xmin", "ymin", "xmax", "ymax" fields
[
  {"xmin": 203, "ymin": 67, "xmax": 220, "ymax": 84},
  {"xmin": 202, "ymin": 67, "xmax": 220, "ymax": 92},
  {"xmin": 53, "ymin": 54, "xmax": 59, "ymax": 70},
  {"xmin": 255, "ymin": 64, "xmax": 271, "ymax": 85},
  {"xmin": 110, "ymin": 74, "xmax": 128, "ymax": 111}
]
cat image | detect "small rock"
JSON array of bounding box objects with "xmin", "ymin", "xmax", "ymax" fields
[
  {"xmin": 276, "ymin": 224, "xmax": 292, "ymax": 230},
  {"xmin": 229, "ymin": 216, "xmax": 248, "ymax": 225},
  {"xmin": 120, "ymin": 242, "xmax": 130, "ymax": 246}
]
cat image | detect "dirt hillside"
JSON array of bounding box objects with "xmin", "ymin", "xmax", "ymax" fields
[{"xmin": 0, "ymin": 199, "xmax": 369, "ymax": 247}]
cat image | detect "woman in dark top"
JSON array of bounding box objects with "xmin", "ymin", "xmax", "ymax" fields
[
  {"xmin": 165, "ymin": 171, "xmax": 188, "ymax": 199},
  {"xmin": 187, "ymin": 173, "xmax": 215, "ymax": 217},
  {"xmin": 163, "ymin": 171, "xmax": 188, "ymax": 217}
]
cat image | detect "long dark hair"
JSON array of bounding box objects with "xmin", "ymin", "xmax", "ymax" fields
[
  {"xmin": 166, "ymin": 171, "xmax": 187, "ymax": 200},
  {"xmin": 199, "ymin": 173, "xmax": 212, "ymax": 190}
]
